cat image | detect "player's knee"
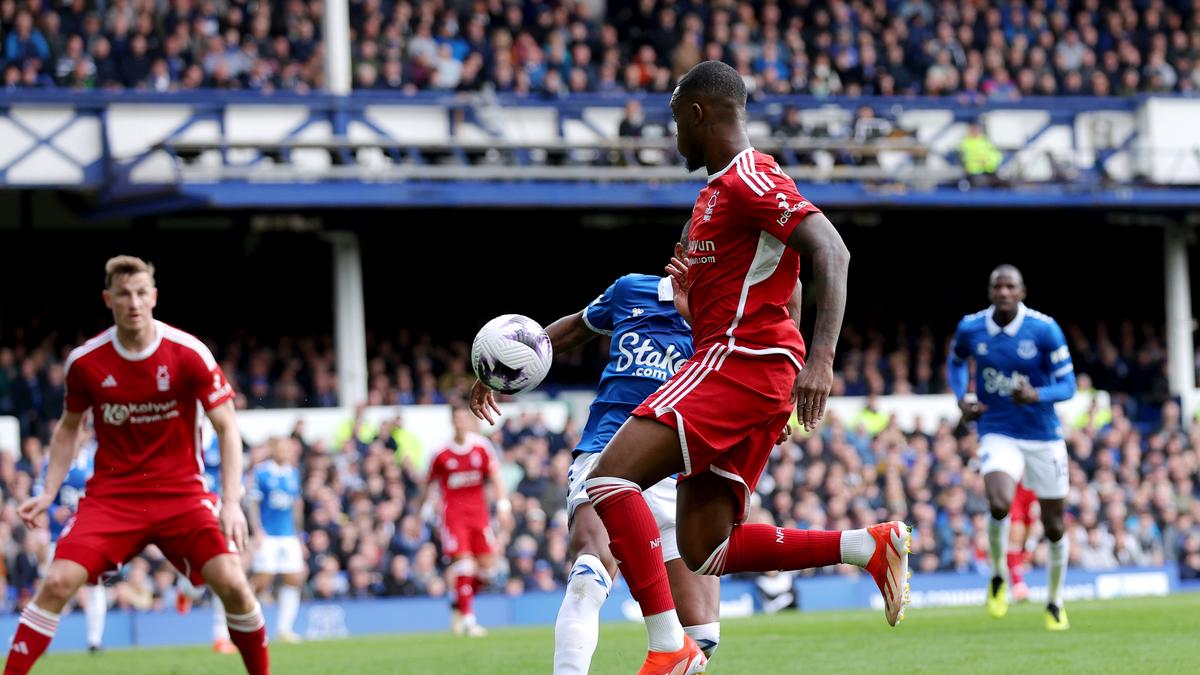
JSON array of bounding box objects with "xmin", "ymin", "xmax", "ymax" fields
[
  {"xmin": 988, "ymin": 501, "xmax": 1010, "ymax": 521},
  {"xmin": 205, "ymin": 560, "xmax": 255, "ymax": 610},
  {"xmin": 40, "ymin": 569, "xmax": 83, "ymax": 605},
  {"xmin": 1043, "ymin": 520, "xmax": 1065, "ymax": 542}
]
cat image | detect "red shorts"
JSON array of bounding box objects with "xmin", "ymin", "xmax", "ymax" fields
[
  {"xmin": 1010, "ymin": 483, "xmax": 1038, "ymax": 526},
  {"xmin": 633, "ymin": 344, "xmax": 799, "ymax": 523},
  {"xmin": 441, "ymin": 521, "xmax": 495, "ymax": 558},
  {"xmin": 55, "ymin": 492, "xmax": 236, "ymax": 585}
]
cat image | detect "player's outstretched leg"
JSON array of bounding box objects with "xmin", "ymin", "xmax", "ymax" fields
[
  {"xmin": 676, "ymin": 473, "xmax": 912, "ymax": 627},
  {"xmin": 983, "ymin": 472, "xmax": 1017, "ymax": 619},
  {"xmin": 584, "ymin": 418, "xmax": 705, "ymax": 675},
  {"xmin": 554, "ymin": 504, "xmax": 617, "ymax": 675},
  {"xmin": 203, "ymin": 555, "xmax": 270, "ymax": 675},
  {"xmin": 84, "ymin": 584, "xmax": 107, "ymax": 652},
  {"xmin": 4, "ymin": 560, "xmax": 87, "ymax": 675},
  {"xmin": 1040, "ymin": 498, "xmax": 1070, "ymax": 631}
]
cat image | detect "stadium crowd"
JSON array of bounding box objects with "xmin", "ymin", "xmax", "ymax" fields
[
  {"xmin": 0, "ymin": 318, "xmax": 1178, "ymax": 433},
  {"xmin": 2, "ymin": 0, "xmax": 1200, "ymax": 96},
  {"xmin": 0, "ymin": 354, "xmax": 1197, "ymax": 615}
]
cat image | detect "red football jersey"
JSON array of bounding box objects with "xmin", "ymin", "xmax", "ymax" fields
[
  {"xmin": 427, "ymin": 433, "xmax": 496, "ymax": 529},
  {"xmin": 686, "ymin": 148, "xmax": 819, "ymax": 367},
  {"xmin": 63, "ymin": 321, "xmax": 234, "ymax": 498}
]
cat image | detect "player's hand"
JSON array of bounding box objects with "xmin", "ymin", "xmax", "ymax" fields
[
  {"xmin": 792, "ymin": 361, "xmax": 833, "ymax": 432},
  {"xmin": 1012, "ymin": 383, "xmax": 1040, "ymax": 405},
  {"xmin": 666, "ymin": 256, "xmax": 693, "ymax": 324},
  {"xmin": 418, "ymin": 500, "xmax": 437, "ymax": 525},
  {"xmin": 18, "ymin": 495, "xmax": 51, "ymax": 530},
  {"xmin": 775, "ymin": 424, "xmax": 792, "ymax": 445},
  {"xmin": 220, "ymin": 502, "xmax": 250, "ymax": 552},
  {"xmin": 958, "ymin": 394, "xmax": 987, "ymax": 421},
  {"xmin": 469, "ymin": 379, "xmax": 503, "ymax": 425}
]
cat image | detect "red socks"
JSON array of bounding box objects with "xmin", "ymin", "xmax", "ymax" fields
[
  {"xmin": 226, "ymin": 603, "xmax": 270, "ymax": 675},
  {"xmin": 455, "ymin": 575, "xmax": 476, "ymax": 616},
  {"xmin": 695, "ymin": 524, "xmax": 842, "ymax": 575},
  {"xmin": 586, "ymin": 477, "xmax": 675, "ymax": 616},
  {"xmin": 1007, "ymin": 551, "xmax": 1025, "ymax": 586},
  {"xmin": 4, "ymin": 604, "xmax": 58, "ymax": 675}
]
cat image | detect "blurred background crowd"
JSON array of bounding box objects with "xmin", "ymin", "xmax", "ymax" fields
[
  {"xmin": 4, "ymin": 0, "xmax": 1200, "ymax": 96},
  {"xmin": 0, "ymin": 364, "xmax": 1195, "ymax": 615}
]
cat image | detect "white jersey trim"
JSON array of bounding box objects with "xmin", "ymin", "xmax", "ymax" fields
[
  {"xmin": 736, "ymin": 151, "xmax": 775, "ymax": 196},
  {"xmin": 725, "ymin": 231, "xmax": 787, "ymax": 350},
  {"xmin": 709, "ymin": 465, "xmax": 751, "ymax": 524},
  {"xmin": 729, "ymin": 345, "xmax": 803, "ymax": 370},
  {"xmin": 444, "ymin": 432, "xmax": 491, "ymax": 456},
  {"xmin": 707, "ymin": 147, "xmax": 754, "ymax": 184},
  {"xmin": 110, "ymin": 323, "xmax": 163, "ymax": 361},
  {"xmin": 580, "ymin": 305, "xmax": 612, "ymax": 336},
  {"xmin": 985, "ymin": 303, "xmax": 1027, "ymax": 337},
  {"xmin": 657, "ymin": 276, "xmax": 674, "ymax": 302},
  {"xmin": 160, "ymin": 322, "xmax": 219, "ymax": 370},
  {"xmin": 64, "ymin": 328, "xmax": 115, "ymax": 376}
]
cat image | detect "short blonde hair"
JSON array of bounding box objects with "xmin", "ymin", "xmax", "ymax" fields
[{"xmin": 104, "ymin": 255, "xmax": 156, "ymax": 289}]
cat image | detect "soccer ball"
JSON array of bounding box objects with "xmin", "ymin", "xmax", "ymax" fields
[{"xmin": 470, "ymin": 314, "xmax": 553, "ymax": 395}]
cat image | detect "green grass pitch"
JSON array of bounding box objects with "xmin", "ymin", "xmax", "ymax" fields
[{"xmin": 31, "ymin": 594, "xmax": 1200, "ymax": 674}]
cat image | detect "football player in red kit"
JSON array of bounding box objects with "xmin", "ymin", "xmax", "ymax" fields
[
  {"xmin": 6, "ymin": 256, "xmax": 268, "ymax": 675},
  {"xmin": 582, "ymin": 62, "xmax": 911, "ymax": 674},
  {"xmin": 416, "ymin": 406, "xmax": 509, "ymax": 637}
]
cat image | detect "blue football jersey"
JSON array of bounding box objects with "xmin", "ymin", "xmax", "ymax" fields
[
  {"xmin": 950, "ymin": 303, "xmax": 1074, "ymax": 441},
  {"xmin": 250, "ymin": 460, "xmax": 301, "ymax": 537},
  {"xmin": 203, "ymin": 435, "xmax": 222, "ymax": 495},
  {"xmin": 576, "ymin": 274, "xmax": 694, "ymax": 454},
  {"xmin": 36, "ymin": 444, "xmax": 95, "ymax": 542}
]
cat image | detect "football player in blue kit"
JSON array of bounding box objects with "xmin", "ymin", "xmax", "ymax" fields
[
  {"xmin": 34, "ymin": 427, "xmax": 106, "ymax": 653},
  {"xmin": 470, "ymin": 225, "xmax": 801, "ymax": 674},
  {"xmin": 248, "ymin": 437, "xmax": 305, "ymax": 643},
  {"xmin": 947, "ymin": 265, "xmax": 1076, "ymax": 631}
]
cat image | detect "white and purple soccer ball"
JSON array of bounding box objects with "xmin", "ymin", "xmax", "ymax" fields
[{"xmin": 471, "ymin": 314, "xmax": 553, "ymax": 395}]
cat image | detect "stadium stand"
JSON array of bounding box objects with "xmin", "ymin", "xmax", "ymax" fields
[
  {"xmin": 2, "ymin": 0, "xmax": 1199, "ymax": 96},
  {"xmin": 0, "ymin": 318, "xmax": 1175, "ymax": 423}
]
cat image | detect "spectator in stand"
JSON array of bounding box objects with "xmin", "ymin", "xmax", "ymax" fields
[{"xmin": 959, "ymin": 122, "xmax": 1003, "ymax": 187}]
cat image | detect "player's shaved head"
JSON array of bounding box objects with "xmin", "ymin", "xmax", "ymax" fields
[
  {"xmin": 670, "ymin": 60, "xmax": 750, "ymax": 173},
  {"xmin": 671, "ymin": 60, "xmax": 747, "ymax": 112},
  {"xmin": 988, "ymin": 264, "xmax": 1026, "ymax": 315},
  {"xmin": 989, "ymin": 264, "xmax": 1024, "ymax": 289},
  {"xmin": 680, "ymin": 219, "xmax": 690, "ymax": 246}
]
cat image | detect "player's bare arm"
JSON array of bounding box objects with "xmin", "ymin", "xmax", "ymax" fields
[
  {"xmin": 785, "ymin": 211, "xmax": 850, "ymax": 431},
  {"xmin": 207, "ymin": 399, "xmax": 249, "ymax": 551},
  {"xmin": 414, "ymin": 480, "xmax": 439, "ymax": 524},
  {"xmin": 787, "ymin": 282, "xmax": 803, "ymax": 330},
  {"xmin": 491, "ymin": 465, "xmax": 511, "ymax": 514},
  {"xmin": 247, "ymin": 478, "xmax": 264, "ymax": 547},
  {"xmin": 20, "ymin": 411, "xmax": 85, "ymax": 528}
]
